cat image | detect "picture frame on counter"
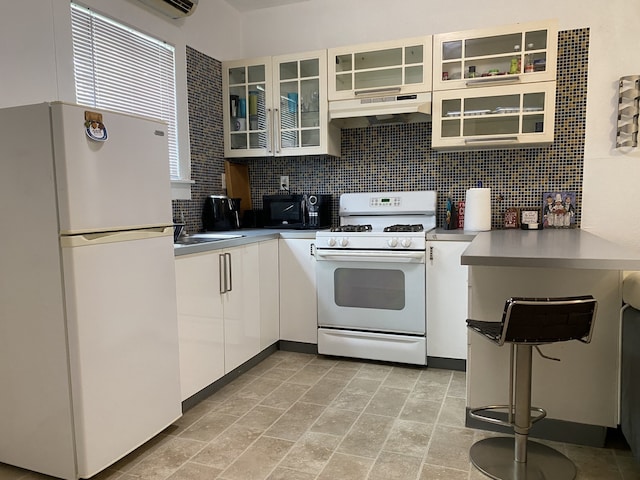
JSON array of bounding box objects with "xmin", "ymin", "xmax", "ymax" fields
[
  {"xmin": 543, "ymin": 191, "xmax": 576, "ymax": 228},
  {"xmin": 520, "ymin": 207, "xmax": 543, "ymax": 230},
  {"xmin": 504, "ymin": 207, "xmax": 520, "ymax": 229}
]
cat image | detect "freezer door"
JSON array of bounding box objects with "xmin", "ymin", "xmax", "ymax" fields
[
  {"xmin": 61, "ymin": 232, "xmax": 181, "ymax": 477},
  {"xmin": 51, "ymin": 102, "xmax": 173, "ymax": 234}
]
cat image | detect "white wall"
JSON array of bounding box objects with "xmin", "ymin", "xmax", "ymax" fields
[
  {"xmin": 0, "ymin": 0, "xmax": 242, "ymax": 195},
  {"xmin": 238, "ymin": 0, "xmax": 640, "ymax": 250},
  {"xmin": 1, "ymin": 0, "xmax": 638, "ymax": 249}
]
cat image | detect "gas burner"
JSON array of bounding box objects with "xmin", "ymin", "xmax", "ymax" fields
[
  {"xmin": 330, "ymin": 224, "xmax": 373, "ymax": 233},
  {"xmin": 383, "ymin": 224, "xmax": 425, "ymax": 233}
]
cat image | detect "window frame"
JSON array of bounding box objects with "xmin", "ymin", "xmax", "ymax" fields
[{"xmin": 69, "ymin": 2, "xmax": 192, "ymax": 198}]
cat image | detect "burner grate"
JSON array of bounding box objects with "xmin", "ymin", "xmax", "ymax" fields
[
  {"xmin": 330, "ymin": 224, "xmax": 373, "ymax": 233},
  {"xmin": 383, "ymin": 224, "xmax": 425, "ymax": 232}
]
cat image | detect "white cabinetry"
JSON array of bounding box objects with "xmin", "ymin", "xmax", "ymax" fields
[
  {"xmin": 432, "ymin": 20, "xmax": 557, "ymax": 149},
  {"xmin": 259, "ymin": 240, "xmax": 280, "ymax": 349},
  {"xmin": 328, "ymin": 36, "xmax": 432, "ymax": 100},
  {"xmin": 223, "ymin": 51, "xmax": 340, "ymax": 158},
  {"xmin": 223, "ymin": 244, "xmax": 261, "ymax": 373},
  {"xmin": 433, "ymin": 20, "xmax": 557, "ymax": 90},
  {"xmin": 427, "ymin": 240, "xmax": 471, "ymax": 360},
  {"xmin": 432, "ymin": 82, "xmax": 556, "ymax": 149},
  {"xmin": 176, "ymin": 241, "xmax": 272, "ymax": 401},
  {"xmin": 175, "ymin": 251, "xmax": 225, "ymax": 401},
  {"xmin": 279, "ymin": 238, "xmax": 317, "ymax": 345}
]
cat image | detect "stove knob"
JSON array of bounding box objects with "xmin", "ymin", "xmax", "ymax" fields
[
  {"xmin": 401, "ymin": 238, "xmax": 412, "ymax": 248},
  {"xmin": 387, "ymin": 238, "xmax": 398, "ymax": 248},
  {"xmin": 340, "ymin": 237, "xmax": 349, "ymax": 247},
  {"xmin": 327, "ymin": 237, "xmax": 337, "ymax": 247}
]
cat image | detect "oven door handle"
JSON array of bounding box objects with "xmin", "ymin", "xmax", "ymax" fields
[{"xmin": 315, "ymin": 250, "xmax": 425, "ymax": 263}]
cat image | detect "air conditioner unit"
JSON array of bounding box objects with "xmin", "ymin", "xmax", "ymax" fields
[{"xmin": 137, "ymin": 0, "xmax": 198, "ymax": 19}]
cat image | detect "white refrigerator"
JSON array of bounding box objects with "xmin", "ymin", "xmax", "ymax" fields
[{"xmin": 0, "ymin": 102, "xmax": 182, "ymax": 479}]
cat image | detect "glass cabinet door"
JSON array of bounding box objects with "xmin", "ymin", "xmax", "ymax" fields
[
  {"xmin": 277, "ymin": 58, "xmax": 321, "ymax": 150},
  {"xmin": 225, "ymin": 59, "xmax": 272, "ymax": 156},
  {"xmin": 433, "ymin": 82, "xmax": 556, "ymax": 149},
  {"xmin": 433, "ymin": 20, "xmax": 557, "ymax": 91},
  {"xmin": 328, "ymin": 37, "xmax": 432, "ymax": 100}
]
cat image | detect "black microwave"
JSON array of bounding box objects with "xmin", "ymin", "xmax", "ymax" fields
[{"xmin": 263, "ymin": 194, "xmax": 331, "ymax": 229}]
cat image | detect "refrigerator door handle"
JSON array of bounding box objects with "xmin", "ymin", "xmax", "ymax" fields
[{"xmin": 60, "ymin": 226, "xmax": 172, "ymax": 247}]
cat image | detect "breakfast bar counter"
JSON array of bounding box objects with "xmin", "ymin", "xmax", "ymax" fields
[
  {"xmin": 461, "ymin": 228, "xmax": 640, "ymax": 270},
  {"xmin": 460, "ymin": 228, "xmax": 640, "ymax": 446}
]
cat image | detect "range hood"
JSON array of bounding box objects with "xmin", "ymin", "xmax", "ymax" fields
[{"xmin": 329, "ymin": 91, "xmax": 431, "ymax": 128}]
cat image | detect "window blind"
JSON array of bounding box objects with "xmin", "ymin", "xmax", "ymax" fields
[{"xmin": 70, "ymin": 3, "xmax": 180, "ymax": 179}]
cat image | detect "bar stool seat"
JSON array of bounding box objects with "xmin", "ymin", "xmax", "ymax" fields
[{"xmin": 466, "ymin": 295, "xmax": 598, "ymax": 480}]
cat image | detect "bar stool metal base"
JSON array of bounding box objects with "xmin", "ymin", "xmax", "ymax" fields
[{"xmin": 470, "ymin": 437, "xmax": 576, "ymax": 480}]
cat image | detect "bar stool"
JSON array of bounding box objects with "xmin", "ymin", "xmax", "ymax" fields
[{"xmin": 466, "ymin": 295, "xmax": 598, "ymax": 480}]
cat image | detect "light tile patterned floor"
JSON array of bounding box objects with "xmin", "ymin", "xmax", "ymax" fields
[{"xmin": 1, "ymin": 351, "xmax": 639, "ymax": 480}]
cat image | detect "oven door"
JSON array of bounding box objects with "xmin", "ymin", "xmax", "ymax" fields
[{"xmin": 316, "ymin": 249, "xmax": 426, "ymax": 334}]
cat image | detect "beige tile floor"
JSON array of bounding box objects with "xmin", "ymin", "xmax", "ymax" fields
[{"xmin": 2, "ymin": 350, "xmax": 639, "ymax": 480}]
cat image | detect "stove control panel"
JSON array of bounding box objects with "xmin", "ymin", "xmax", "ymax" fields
[
  {"xmin": 370, "ymin": 196, "xmax": 401, "ymax": 207},
  {"xmin": 318, "ymin": 233, "xmax": 425, "ymax": 250}
]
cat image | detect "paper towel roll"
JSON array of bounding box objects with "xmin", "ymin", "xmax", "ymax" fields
[{"xmin": 464, "ymin": 188, "xmax": 491, "ymax": 231}]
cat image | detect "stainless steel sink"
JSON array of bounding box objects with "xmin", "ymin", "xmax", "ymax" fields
[{"xmin": 174, "ymin": 233, "xmax": 244, "ymax": 247}]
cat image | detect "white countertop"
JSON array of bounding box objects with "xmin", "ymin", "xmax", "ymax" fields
[{"xmin": 461, "ymin": 229, "xmax": 640, "ymax": 270}]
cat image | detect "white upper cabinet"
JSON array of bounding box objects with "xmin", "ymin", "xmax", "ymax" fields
[
  {"xmin": 432, "ymin": 81, "xmax": 556, "ymax": 149},
  {"xmin": 223, "ymin": 51, "xmax": 340, "ymax": 158},
  {"xmin": 433, "ymin": 20, "xmax": 558, "ymax": 91},
  {"xmin": 328, "ymin": 36, "xmax": 433, "ymax": 101}
]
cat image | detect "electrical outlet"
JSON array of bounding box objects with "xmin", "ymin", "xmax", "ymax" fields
[{"xmin": 280, "ymin": 175, "xmax": 289, "ymax": 190}]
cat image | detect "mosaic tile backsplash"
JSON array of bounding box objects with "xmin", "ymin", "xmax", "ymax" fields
[{"xmin": 175, "ymin": 29, "xmax": 589, "ymax": 232}]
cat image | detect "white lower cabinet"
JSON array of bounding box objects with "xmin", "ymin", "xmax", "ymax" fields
[
  {"xmin": 259, "ymin": 240, "xmax": 280, "ymax": 350},
  {"xmin": 176, "ymin": 241, "xmax": 275, "ymax": 401},
  {"xmin": 175, "ymin": 250, "xmax": 225, "ymax": 401},
  {"xmin": 223, "ymin": 244, "xmax": 261, "ymax": 373},
  {"xmin": 279, "ymin": 238, "xmax": 317, "ymax": 344},
  {"xmin": 426, "ymin": 240, "xmax": 471, "ymax": 360}
]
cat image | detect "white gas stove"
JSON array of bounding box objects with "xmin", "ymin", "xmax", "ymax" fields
[
  {"xmin": 315, "ymin": 191, "xmax": 437, "ymax": 366},
  {"xmin": 315, "ymin": 191, "xmax": 437, "ymax": 251}
]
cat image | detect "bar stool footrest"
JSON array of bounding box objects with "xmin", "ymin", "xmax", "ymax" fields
[{"xmin": 470, "ymin": 404, "xmax": 547, "ymax": 429}]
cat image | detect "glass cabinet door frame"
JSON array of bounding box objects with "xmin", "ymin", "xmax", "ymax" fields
[
  {"xmin": 433, "ymin": 19, "xmax": 558, "ymax": 92},
  {"xmin": 223, "ymin": 56, "xmax": 274, "ymax": 158},
  {"xmin": 272, "ymin": 49, "xmax": 339, "ymax": 157},
  {"xmin": 223, "ymin": 51, "xmax": 340, "ymax": 158},
  {"xmin": 431, "ymin": 81, "xmax": 556, "ymax": 149},
  {"xmin": 328, "ymin": 36, "xmax": 433, "ymax": 101}
]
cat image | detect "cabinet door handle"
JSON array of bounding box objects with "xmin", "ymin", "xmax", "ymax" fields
[
  {"xmin": 219, "ymin": 253, "xmax": 226, "ymax": 294},
  {"xmin": 429, "ymin": 245, "xmax": 433, "ymax": 261},
  {"xmin": 274, "ymin": 108, "xmax": 281, "ymax": 154},
  {"xmin": 266, "ymin": 108, "xmax": 273, "ymax": 153},
  {"xmin": 354, "ymin": 87, "xmax": 402, "ymax": 96},
  {"xmin": 465, "ymin": 76, "xmax": 522, "ymax": 87},
  {"xmin": 464, "ymin": 136, "xmax": 519, "ymax": 145},
  {"xmin": 225, "ymin": 252, "xmax": 233, "ymax": 292}
]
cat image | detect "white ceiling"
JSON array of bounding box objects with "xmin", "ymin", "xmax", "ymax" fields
[{"xmin": 223, "ymin": 0, "xmax": 310, "ymax": 12}]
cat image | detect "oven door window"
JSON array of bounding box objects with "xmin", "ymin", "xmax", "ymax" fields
[
  {"xmin": 317, "ymin": 257, "xmax": 425, "ymax": 334},
  {"xmin": 334, "ymin": 268, "xmax": 405, "ymax": 310}
]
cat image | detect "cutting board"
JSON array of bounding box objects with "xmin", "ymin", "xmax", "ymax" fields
[{"xmin": 224, "ymin": 161, "xmax": 252, "ymax": 214}]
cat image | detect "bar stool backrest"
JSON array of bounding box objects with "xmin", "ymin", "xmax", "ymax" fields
[{"xmin": 498, "ymin": 296, "xmax": 598, "ymax": 346}]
